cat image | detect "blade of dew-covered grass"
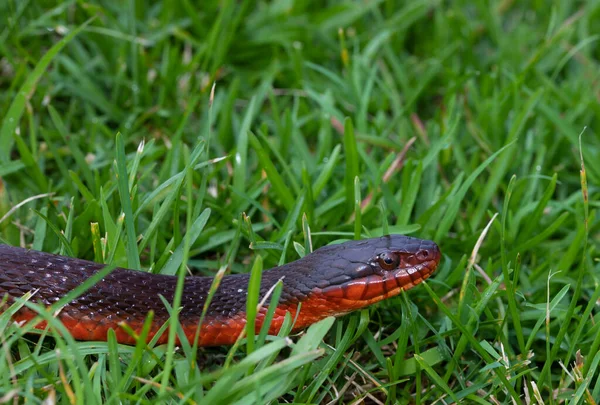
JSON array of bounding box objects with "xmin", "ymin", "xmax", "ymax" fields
[
  {"xmin": 275, "ymin": 193, "xmax": 305, "ymax": 242},
  {"xmin": 90, "ymin": 222, "xmax": 103, "ymax": 262},
  {"xmin": 302, "ymin": 213, "xmax": 312, "ymax": 255},
  {"xmin": 159, "ymin": 153, "xmax": 210, "ymax": 395},
  {"xmin": 389, "ymin": 307, "xmax": 411, "ymax": 402},
  {"xmin": 313, "ymin": 144, "xmax": 341, "ymax": 197},
  {"xmin": 107, "ymin": 312, "xmax": 156, "ymax": 401},
  {"xmin": 255, "ymin": 129, "xmax": 301, "ymax": 195},
  {"xmin": 301, "ymin": 164, "xmax": 315, "ymax": 225},
  {"xmin": 396, "ymin": 160, "xmax": 423, "ymax": 227},
  {"xmin": 190, "ymin": 265, "xmax": 227, "ymax": 360},
  {"xmin": 63, "ymin": 197, "xmax": 75, "ymax": 254},
  {"xmin": 32, "ymin": 206, "xmax": 48, "ymax": 251},
  {"xmin": 173, "ymin": 149, "xmax": 200, "ymax": 387},
  {"xmin": 516, "ymin": 173, "xmax": 558, "ymax": 245},
  {"xmin": 500, "ymin": 175, "xmax": 526, "ymax": 355},
  {"xmin": 379, "ymin": 200, "xmax": 389, "ymax": 235},
  {"xmin": 537, "ymin": 139, "xmax": 590, "ymax": 387},
  {"xmin": 257, "ymin": 281, "xmax": 283, "ymax": 348},
  {"xmin": 245, "ymin": 255, "xmax": 263, "ymax": 357},
  {"xmin": 248, "ymin": 132, "xmax": 295, "ymax": 211},
  {"xmin": 115, "ymin": 133, "xmax": 141, "ymax": 270},
  {"xmin": 31, "ymin": 209, "xmax": 75, "ymax": 257},
  {"xmin": 354, "ymin": 176, "xmax": 361, "ymax": 240},
  {"xmin": 415, "ymin": 354, "xmax": 460, "ymax": 403},
  {"xmin": 159, "ymin": 209, "xmax": 211, "ymax": 276},
  {"xmin": 69, "ymin": 171, "xmax": 96, "ymax": 202},
  {"xmin": 232, "ymin": 97, "xmax": 257, "ymax": 197},
  {"xmin": 343, "ymin": 118, "xmax": 359, "ymax": 215}
]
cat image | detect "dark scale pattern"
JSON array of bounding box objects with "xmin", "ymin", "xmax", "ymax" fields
[{"xmin": 0, "ymin": 235, "xmax": 440, "ymax": 328}]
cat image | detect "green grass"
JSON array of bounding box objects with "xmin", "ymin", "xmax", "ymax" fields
[{"xmin": 1, "ymin": 0, "xmax": 599, "ymax": 403}]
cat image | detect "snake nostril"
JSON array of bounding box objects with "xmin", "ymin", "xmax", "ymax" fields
[{"xmin": 417, "ymin": 250, "xmax": 429, "ymax": 260}]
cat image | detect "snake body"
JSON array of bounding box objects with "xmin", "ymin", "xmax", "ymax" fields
[{"xmin": 0, "ymin": 235, "xmax": 440, "ymax": 346}]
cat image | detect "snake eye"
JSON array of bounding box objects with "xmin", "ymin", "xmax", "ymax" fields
[{"xmin": 377, "ymin": 252, "xmax": 400, "ymax": 271}]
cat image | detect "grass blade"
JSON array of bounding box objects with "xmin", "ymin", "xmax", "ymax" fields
[{"xmin": 0, "ymin": 18, "xmax": 94, "ymax": 161}]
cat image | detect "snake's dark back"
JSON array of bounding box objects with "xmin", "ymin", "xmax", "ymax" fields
[{"xmin": 0, "ymin": 245, "xmax": 291, "ymax": 322}]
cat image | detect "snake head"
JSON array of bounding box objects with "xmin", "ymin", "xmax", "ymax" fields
[{"xmin": 312, "ymin": 235, "xmax": 441, "ymax": 309}]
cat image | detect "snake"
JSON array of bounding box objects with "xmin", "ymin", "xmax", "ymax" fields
[{"xmin": 0, "ymin": 235, "xmax": 440, "ymax": 346}]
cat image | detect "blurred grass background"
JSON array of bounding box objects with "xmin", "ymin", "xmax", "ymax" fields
[{"xmin": 1, "ymin": 0, "xmax": 599, "ymax": 403}]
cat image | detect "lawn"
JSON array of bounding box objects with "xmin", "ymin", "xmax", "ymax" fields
[{"xmin": 1, "ymin": 0, "xmax": 599, "ymax": 403}]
